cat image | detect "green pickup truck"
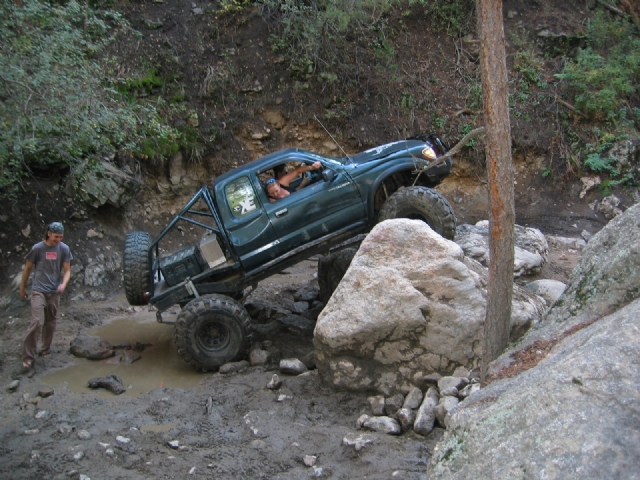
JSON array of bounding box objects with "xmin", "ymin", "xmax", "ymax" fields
[{"xmin": 123, "ymin": 134, "xmax": 456, "ymax": 371}]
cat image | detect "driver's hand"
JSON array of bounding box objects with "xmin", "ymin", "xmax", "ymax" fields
[{"xmin": 311, "ymin": 161, "xmax": 321, "ymax": 170}]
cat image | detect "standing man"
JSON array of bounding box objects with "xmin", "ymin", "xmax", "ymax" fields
[{"xmin": 18, "ymin": 222, "xmax": 72, "ymax": 376}]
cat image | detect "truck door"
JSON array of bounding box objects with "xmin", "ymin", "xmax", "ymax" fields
[
  {"xmin": 222, "ymin": 175, "xmax": 280, "ymax": 271},
  {"xmin": 264, "ymin": 166, "xmax": 364, "ymax": 252}
]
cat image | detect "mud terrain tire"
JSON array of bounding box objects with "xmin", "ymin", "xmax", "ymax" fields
[
  {"xmin": 174, "ymin": 294, "xmax": 252, "ymax": 372},
  {"xmin": 123, "ymin": 231, "xmax": 153, "ymax": 305},
  {"xmin": 378, "ymin": 186, "xmax": 456, "ymax": 240}
]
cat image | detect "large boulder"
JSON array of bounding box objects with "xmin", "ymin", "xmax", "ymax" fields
[
  {"xmin": 429, "ymin": 201, "xmax": 640, "ymax": 478},
  {"xmin": 65, "ymin": 160, "xmax": 140, "ymax": 208},
  {"xmin": 493, "ymin": 201, "xmax": 640, "ymax": 373},
  {"xmin": 313, "ymin": 219, "xmax": 545, "ymax": 395},
  {"xmin": 429, "ymin": 297, "xmax": 640, "ymax": 478}
]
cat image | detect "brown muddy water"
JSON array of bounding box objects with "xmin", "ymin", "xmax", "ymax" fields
[{"xmin": 42, "ymin": 311, "xmax": 203, "ymax": 399}]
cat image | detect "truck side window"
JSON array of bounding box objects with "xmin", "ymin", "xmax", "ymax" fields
[{"xmin": 225, "ymin": 176, "xmax": 258, "ymax": 218}]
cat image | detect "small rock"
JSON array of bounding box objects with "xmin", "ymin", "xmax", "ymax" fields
[
  {"xmin": 440, "ymin": 386, "xmax": 459, "ymax": 397},
  {"xmin": 397, "ymin": 407, "xmax": 416, "ymax": 431},
  {"xmin": 303, "ymin": 455, "xmax": 317, "ymax": 467},
  {"xmin": 116, "ymin": 436, "xmax": 131, "ymax": 445},
  {"xmin": 356, "ymin": 414, "xmax": 370, "ymax": 429},
  {"xmin": 437, "ymin": 376, "xmax": 469, "ymax": 393},
  {"xmin": 342, "ymin": 432, "xmax": 376, "ymax": 451},
  {"xmin": 219, "ymin": 360, "xmax": 249, "ymax": 374},
  {"xmin": 77, "ymin": 430, "xmax": 92, "ymax": 440},
  {"xmin": 35, "ymin": 410, "xmax": 48, "ymax": 419},
  {"xmin": 403, "ymin": 387, "xmax": 423, "ymax": 409},
  {"xmin": 312, "ymin": 466, "xmax": 323, "ymax": 477},
  {"xmin": 434, "ymin": 396, "xmax": 460, "ymax": 426},
  {"xmin": 7, "ymin": 380, "xmax": 19, "ymax": 392},
  {"xmin": 266, "ymin": 374, "xmax": 283, "ymax": 390},
  {"xmin": 362, "ymin": 416, "xmax": 401, "ymax": 435},
  {"xmin": 367, "ymin": 395, "xmax": 386, "ymax": 416},
  {"xmin": 121, "ymin": 349, "xmax": 142, "ymax": 364},
  {"xmin": 73, "ymin": 451, "xmax": 85, "ymax": 461},
  {"xmin": 86, "ymin": 229, "xmax": 100, "ymax": 239},
  {"xmin": 249, "ymin": 440, "xmax": 267, "ymax": 449},
  {"xmin": 452, "ymin": 367, "xmax": 470, "ymax": 378},
  {"xmin": 459, "ymin": 383, "xmax": 481, "ymax": 399},
  {"xmin": 168, "ymin": 440, "xmax": 180, "ymax": 449},
  {"xmin": 414, "ymin": 387, "xmax": 439, "ymax": 436},
  {"xmin": 276, "ymin": 394, "xmax": 292, "ymax": 402},
  {"xmin": 385, "ymin": 394, "xmax": 405, "ymax": 416},
  {"xmin": 249, "ymin": 348, "xmax": 269, "ymax": 366},
  {"xmin": 279, "ymin": 358, "xmax": 308, "ymax": 375},
  {"xmin": 292, "ymin": 301, "xmax": 309, "ymax": 314},
  {"xmin": 38, "ymin": 387, "xmax": 54, "ymax": 398},
  {"xmin": 58, "ymin": 424, "xmax": 73, "ymax": 435},
  {"xmin": 105, "ymin": 449, "xmax": 115, "ymax": 457}
]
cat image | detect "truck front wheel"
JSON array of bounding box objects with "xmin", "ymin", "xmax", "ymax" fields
[
  {"xmin": 377, "ymin": 186, "xmax": 456, "ymax": 240},
  {"xmin": 174, "ymin": 294, "xmax": 252, "ymax": 372},
  {"xmin": 123, "ymin": 231, "xmax": 154, "ymax": 305}
]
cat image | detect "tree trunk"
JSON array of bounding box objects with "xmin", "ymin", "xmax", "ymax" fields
[{"xmin": 477, "ymin": 0, "xmax": 515, "ymax": 384}]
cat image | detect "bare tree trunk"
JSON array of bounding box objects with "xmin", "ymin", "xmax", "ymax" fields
[{"xmin": 477, "ymin": 0, "xmax": 515, "ymax": 384}]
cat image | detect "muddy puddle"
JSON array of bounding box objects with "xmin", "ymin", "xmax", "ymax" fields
[{"xmin": 42, "ymin": 310, "xmax": 203, "ymax": 399}]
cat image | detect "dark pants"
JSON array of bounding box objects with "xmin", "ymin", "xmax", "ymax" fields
[{"xmin": 22, "ymin": 291, "xmax": 59, "ymax": 365}]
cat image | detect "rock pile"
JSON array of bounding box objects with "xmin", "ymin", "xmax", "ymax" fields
[{"xmin": 356, "ymin": 368, "xmax": 480, "ymax": 437}]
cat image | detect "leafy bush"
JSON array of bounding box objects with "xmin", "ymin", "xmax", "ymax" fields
[
  {"xmin": 259, "ymin": 0, "xmax": 397, "ymax": 79},
  {"xmin": 0, "ymin": 0, "xmax": 178, "ymax": 199},
  {"xmin": 409, "ymin": 0, "xmax": 475, "ymax": 36},
  {"xmin": 555, "ymin": 11, "xmax": 640, "ymax": 122}
]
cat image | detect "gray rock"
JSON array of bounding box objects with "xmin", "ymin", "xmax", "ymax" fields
[
  {"xmin": 403, "ymin": 386, "xmax": 424, "ymax": 409},
  {"xmin": 414, "ymin": 387, "xmax": 439, "ymax": 436},
  {"xmin": 525, "ymin": 279, "xmax": 566, "ymax": 306},
  {"xmin": 434, "ymin": 396, "xmax": 459, "ymax": 426},
  {"xmin": 342, "ymin": 432, "xmax": 376, "ymax": 451},
  {"xmin": 355, "ymin": 414, "xmax": 370, "ymax": 429},
  {"xmin": 64, "ymin": 160, "xmax": 140, "ymax": 208},
  {"xmin": 452, "ymin": 366, "xmax": 470, "ymax": 378},
  {"xmin": 430, "ymin": 297, "xmax": 640, "ymax": 478},
  {"xmin": 266, "ymin": 374, "xmax": 282, "ymax": 390},
  {"xmin": 362, "ymin": 416, "xmax": 401, "ymax": 435},
  {"xmin": 276, "ymin": 314, "xmax": 316, "ymax": 335},
  {"xmin": 249, "ymin": 349, "xmax": 269, "ymax": 366},
  {"xmin": 314, "ymin": 220, "xmax": 545, "ymax": 395},
  {"xmin": 396, "ymin": 407, "xmax": 416, "ymax": 431},
  {"xmin": 367, "ymin": 395, "xmax": 385, "ymax": 416},
  {"xmin": 7, "ymin": 380, "xmax": 19, "ymax": 392},
  {"xmin": 458, "ymin": 383, "xmax": 480, "ymax": 399},
  {"xmin": 70, "ymin": 335, "xmax": 114, "ymax": 360},
  {"xmin": 384, "ymin": 394, "xmax": 405, "ymax": 416},
  {"xmin": 437, "ymin": 376, "xmax": 468, "ymax": 393},
  {"xmin": 292, "ymin": 301, "xmax": 309, "ymax": 314},
  {"xmin": 455, "ymin": 222, "xmax": 549, "ymax": 277},
  {"xmin": 294, "ymin": 286, "xmax": 319, "ymax": 302},
  {"xmin": 440, "ymin": 387, "xmax": 459, "ymax": 397},
  {"xmin": 77, "ymin": 430, "xmax": 92, "ymax": 440},
  {"xmin": 219, "ymin": 360, "xmax": 249, "ymax": 374},
  {"xmin": 279, "ymin": 358, "xmax": 308, "ymax": 375}
]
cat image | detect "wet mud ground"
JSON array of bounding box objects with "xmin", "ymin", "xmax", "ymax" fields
[{"xmin": 0, "ymin": 260, "xmax": 446, "ymax": 480}]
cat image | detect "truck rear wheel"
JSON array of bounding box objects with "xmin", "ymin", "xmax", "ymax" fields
[
  {"xmin": 174, "ymin": 294, "xmax": 252, "ymax": 372},
  {"xmin": 377, "ymin": 186, "xmax": 456, "ymax": 240},
  {"xmin": 123, "ymin": 231, "xmax": 154, "ymax": 305}
]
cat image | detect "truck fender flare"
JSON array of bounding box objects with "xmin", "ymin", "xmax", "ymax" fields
[{"xmin": 366, "ymin": 160, "xmax": 416, "ymax": 220}]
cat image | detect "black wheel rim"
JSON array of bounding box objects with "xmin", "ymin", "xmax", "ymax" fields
[{"xmin": 196, "ymin": 320, "xmax": 231, "ymax": 353}]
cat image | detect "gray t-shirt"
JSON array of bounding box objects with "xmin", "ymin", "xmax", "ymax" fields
[{"xmin": 25, "ymin": 241, "xmax": 73, "ymax": 294}]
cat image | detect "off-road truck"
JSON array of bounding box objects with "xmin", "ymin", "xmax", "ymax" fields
[{"xmin": 123, "ymin": 134, "xmax": 456, "ymax": 371}]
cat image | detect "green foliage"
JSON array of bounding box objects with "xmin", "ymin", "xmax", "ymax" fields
[
  {"xmin": 410, "ymin": 0, "xmax": 475, "ymax": 36},
  {"xmin": 583, "ymin": 153, "xmax": 617, "ymax": 173},
  {"xmin": 260, "ymin": 0, "xmax": 397, "ymax": 79},
  {"xmin": 0, "ymin": 0, "xmax": 179, "ymax": 199},
  {"xmin": 555, "ymin": 11, "xmax": 640, "ymax": 122}
]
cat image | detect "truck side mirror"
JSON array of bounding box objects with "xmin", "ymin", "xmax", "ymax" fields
[{"xmin": 322, "ymin": 168, "xmax": 336, "ymax": 182}]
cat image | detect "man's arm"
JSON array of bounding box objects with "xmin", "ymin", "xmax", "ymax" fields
[
  {"xmin": 19, "ymin": 260, "xmax": 34, "ymax": 300},
  {"xmin": 278, "ymin": 161, "xmax": 322, "ymax": 186},
  {"xmin": 57, "ymin": 261, "xmax": 71, "ymax": 294}
]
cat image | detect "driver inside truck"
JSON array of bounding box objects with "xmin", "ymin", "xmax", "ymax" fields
[{"xmin": 265, "ymin": 161, "xmax": 322, "ymax": 202}]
